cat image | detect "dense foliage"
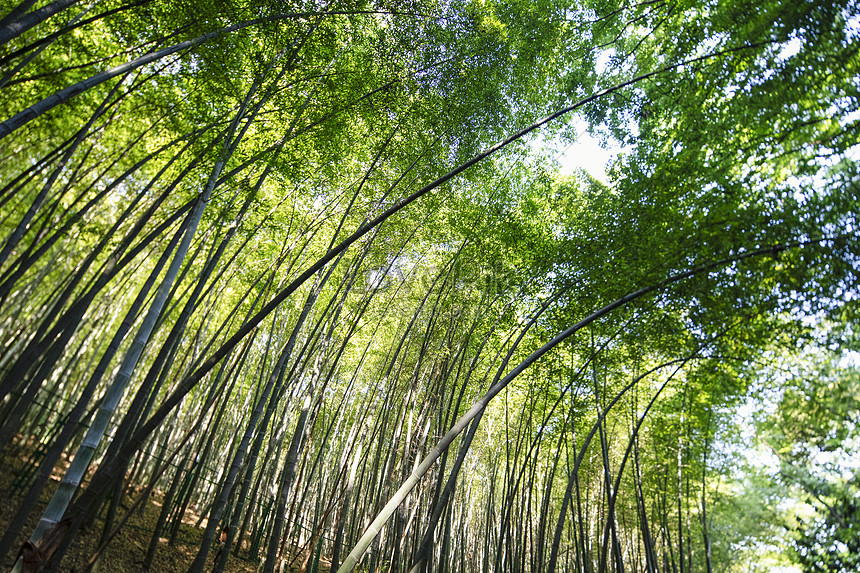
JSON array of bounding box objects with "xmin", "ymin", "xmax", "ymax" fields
[{"xmin": 0, "ymin": 0, "xmax": 857, "ymax": 572}]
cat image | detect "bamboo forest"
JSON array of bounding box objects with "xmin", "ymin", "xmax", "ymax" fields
[{"xmin": 0, "ymin": 0, "xmax": 858, "ymax": 572}]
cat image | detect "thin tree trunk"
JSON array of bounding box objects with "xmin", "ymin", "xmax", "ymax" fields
[
  {"xmin": 0, "ymin": 216, "xmax": 185, "ymax": 563},
  {"xmin": 185, "ymin": 334, "xmax": 292, "ymax": 573},
  {"xmin": 700, "ymin": 414, "xmax": 713, "ymax": 573},
  {"xmin": 263, "ymin": 391, "xmax": 313, "ymax": 573},
  {"xmin": 0, "ymin": 69, "xmax": 126, "ymax": 270},
  {"xmin": 0, "ymin": 0, "xmax": 79, "ymax": 46},
  {"xmin": 24, "ymin": 187, "xmax": 208, "ymax": 554}
]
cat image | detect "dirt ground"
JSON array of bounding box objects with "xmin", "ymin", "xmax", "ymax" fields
[{"xmin": 0, "ymin": 440, "xmax": 268, "ymax": 573}]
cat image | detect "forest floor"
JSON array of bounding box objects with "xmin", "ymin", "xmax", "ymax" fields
[{"xmin": 0, "ymin": 440, "xmax": 318, "ymax": 572}]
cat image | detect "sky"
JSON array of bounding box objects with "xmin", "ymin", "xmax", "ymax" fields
[{"xmin": 550, "ymin": 118, "xmax": 623, "ymax": 184}]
